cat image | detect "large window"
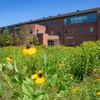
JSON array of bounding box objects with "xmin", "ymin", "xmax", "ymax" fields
[{"xmin": 64, "ymin": 12, "xmax": 97, "ymax": 25}]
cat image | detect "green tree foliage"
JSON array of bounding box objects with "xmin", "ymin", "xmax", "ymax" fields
[
  {"xmin": 30, "ymin": 35, "xmax": 39, "ymax": 45},
  {"xmin": 18, "ymin": 25, "xmax": 30, "ymax": 45},
  {"xmin": 0, "ymin": 27, "xmax": 13, "ymax": 46}
]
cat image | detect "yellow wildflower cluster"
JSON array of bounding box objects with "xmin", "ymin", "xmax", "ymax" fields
[
  {"xmin": 31, "ymin": 71, "xmax": 45, "ymax": 84},
  {"xmin": 71, "ymin": 86, "xmax": 80, "ymax": 95}
]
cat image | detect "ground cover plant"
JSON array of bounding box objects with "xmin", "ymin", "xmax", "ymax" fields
[{"xmin": 0, "ymin": 40, "xmax": 100, "ymax": 100}]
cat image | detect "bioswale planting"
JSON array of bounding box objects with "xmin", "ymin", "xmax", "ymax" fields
[{"xmin": 0, "ymin": 40, "xmax": 100, "ymax": 100}]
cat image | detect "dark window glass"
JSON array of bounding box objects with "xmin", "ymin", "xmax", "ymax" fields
[
  {"xmin": 30, "ymin": 29, "xmax": 33, "ymax": 33},
  {"xmin": 72, "ymin": 29, "xmax": 75, "ymax": 33},
  {"xmin": 64, "ymin": 12, "xmax": 97, "ymax": 25},
  {"xmin": 15, "ymin": 28, "xmax": 19, "ymax": 34},
  {"xmin": 56, "ymin": 21, "xmax": 60, "ymax": 26},
  {"xmin": 71, "ymin": 17, "xmax": 75, "ymax": 24},
  {"xmin": 48, "ymin": 40, "xmax": 54, "ymax": 46},
  {"xmin": 57, "ymin": 30, "xmax": 60, "ymax": 34},
  {"xmin": 8, "ymin": 28, "xmax": 10, "ymax": 33},
  {"xmin": 50, "ymin": 22, "xmax": 53, "ymax": 26},
  {"xmin": 80, "ymin": 28, "xmax": 83, "ymax": 33},
  {"xmin": 72, "ymin": 40, "xmax": 75, "ymax": 45},
  {"xmin": 65, "ymin": 30, "xmax": 68, "ymax": 33},
  {"xmin": 44, "ymin": 23, "xmax": 48, "ymax": 26},
  {"xmin": 65, "ymin": 41, "xmax": 68, "ymax": 45},
  {"xmin": 67, "ymin": 17, "xmax": 71, "ymax": 24}
]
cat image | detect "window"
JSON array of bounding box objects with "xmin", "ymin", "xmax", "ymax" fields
[
  {"xmin": 48, "ymin": 40, "xmax": 54, "ymax": 46},
  {"xmin": 8, "ymin": 28, "xmax": 10, "ymax": 33},
  {"xmin": 75, "ymin": 16, "xmax": 78, "ymax": 23},
  {"xmin": 72, "ymin": 40, "xmax": 75, "ymax": 45},
  {"xmin": 80, "ymin": 28, "xmax": 83, "ymax": 33},
  {"xmin": 64, "ymin": 18, "xmax": 67, "ymax": 25},
  {"xmin": 64, "ymin": 12, "xmax": 97, "ymax": 25},
  {"xmin": 65, "ymin": 30, "xmax": 68, "ymax": 33},
  {"xmin": 30, "ymin": 29, "xmax": 33, "ymax": 33},
  {"xmin": 56, "ymin": 21, "xmax": 60, "ymax": 26},
  {"xmin": 65, "ymin": 41, "xmax": 68, "ymax": 45},
  {"xmin": 72, "ymin": 29, "xmax": 75, "ymax": 33},
  {"xmin": 50, "ymin": 31, "xmax": 54, "ymax": 35},
  {"xmin": 56, "ymin": 30, "xmax": 60, "ymax": 35},
  {"xmin": 44, "ymin": 23, "xmax": 48, "ymax": 26},
  {"xmin": 90, "ymin": 27, "xmax": 93, "ymax": 32},
  {"xmin": 50, "ymin": 22, "xmax": 53, "ymax": 26},
  {"xmin": 15, "ymin": 28, "xmax": 19, "ymax": 34},
  {"xmin": 36, "ymin": 30, "xmax": 39, "ymax": 34}
]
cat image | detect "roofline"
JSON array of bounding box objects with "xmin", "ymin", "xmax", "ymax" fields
[{"xmin": 0, "ymin": 7, "xmax": 100, "ymax": 28}]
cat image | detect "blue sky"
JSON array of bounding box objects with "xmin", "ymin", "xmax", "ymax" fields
[{"xmin": 0, "ymin": 0, "xmax": 100, "ymax": 27}]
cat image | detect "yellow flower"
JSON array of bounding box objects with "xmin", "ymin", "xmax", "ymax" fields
[
  {"xmin": 95, "ymin": 78, "xmax": 100, "ymax": 81},
  {"xmin": 31, "ymin": 71, "xmax": 45, "ymax": 84},
  {"xmin": 96, "ymin": 91, "xmax": 100, "ymax": 95},
  {"xmin": 6, "ymin": 57, "xmax": 13, "ymax": 62},
  {"xmin": 72, "ymin": 87, "xmax": 80, "ymax": 95},
  {"xmin": 22, "ymin": 44, "xmax": 36, "ymax": 55},
  {"xmin": 58, "ymin": 62, "xmax": 64, "ymax": 67}
]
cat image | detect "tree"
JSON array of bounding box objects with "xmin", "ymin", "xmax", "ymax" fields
[
  {"xmin": 0, "ymin": 27, "xmax": 13, "ymax": 46},
  {"xmin": 31, "ymin": 35, "xmax": 39, "ymax": 45},
  {"xmin": 18, "ymin": 25, "xmax": 30, "ymax": 45}
]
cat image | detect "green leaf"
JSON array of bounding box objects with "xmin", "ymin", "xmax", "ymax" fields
[
  {"xmin": 24, "ymin": 77, "xmax": 34, "ymax": 86},
  {"xmin": 20, "ymin": 66, "xmax": 27, "ymax": 74},
  {"xmin": 49, "ymin": 74, "xmax": 58, "ymax": 87},
  {"xmin": 22, "ymin": 83, "xmax": 34, "ymax": 99},
  {"xmin": 59, "ymin": 82, "xmax": 66, "ymax": 91},
  {"xmin": 14, "ymin": 61, "xmax": 18, "ymax": 72},
  {"xmin": 6, "ymin": 61, "xmax": 13, "ymax": 70},
  {"xmin": 0, "ymin": 64, "xmax": 3, "ymax": 71},
  {"xmin": 43, "ymin": 54, "xmax": 46, "ymax": 66},
  {"xmin": 12, "ymin": 75, "xmax": 19, "ymax": 83},
  {"xmin": 49, "ymin": 66, "xmax": 57, "ymax": 74},
  {"xmin": 18, "ymin": 73, "xmax": 23, "ymax": 85},
  {"xmin": 11, "ymin": 90, "xmax": 20, "ymax": 99}
]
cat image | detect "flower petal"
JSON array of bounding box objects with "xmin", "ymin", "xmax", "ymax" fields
[
  {"xmin": 31, "ymin": 74, "xmax": 38, "ymax": 80},
  {"xmin": 35, "ymin": 76, "xmax": 45, "ymax": 84}
]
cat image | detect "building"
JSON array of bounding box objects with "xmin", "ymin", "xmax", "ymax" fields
[{"xmin": 0, "ymin": 7, "xmax": 100, "ymax": 46}]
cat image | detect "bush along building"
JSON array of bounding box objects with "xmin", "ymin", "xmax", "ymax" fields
[{"xmin": 0, "ymin": 7, "xmax": 100, "ymax": 46}]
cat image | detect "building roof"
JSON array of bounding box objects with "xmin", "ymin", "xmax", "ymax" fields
[{"xmin": 0, "ymin": 7, "xmax": 100, "ymax": 28}]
